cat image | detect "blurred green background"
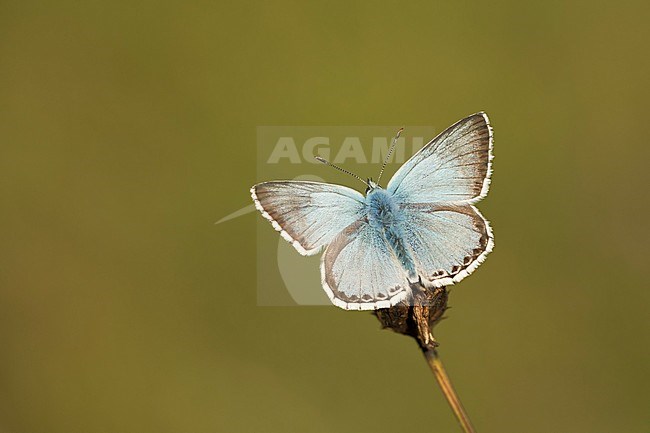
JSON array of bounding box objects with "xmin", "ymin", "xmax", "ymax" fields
[{"xmin": 1, "ymin": 1, "xmax": 649, "ymax": 432}]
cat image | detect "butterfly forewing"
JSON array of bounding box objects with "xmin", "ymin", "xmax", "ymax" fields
[
  {"xmin": 251, "ymin": 181, "xmax": 365, "ymax": 256},
  {"xmin": 387, "ymin": 112, "xmax": 492, "ymax": 204}
]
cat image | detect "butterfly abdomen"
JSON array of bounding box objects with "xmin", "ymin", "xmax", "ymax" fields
[{"xmin": 366, "ymin": 188, "xmax": 417, "ymax": 279}]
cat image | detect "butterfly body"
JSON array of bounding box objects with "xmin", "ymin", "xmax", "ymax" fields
[
  {"xmin": 365, "ymin": 186, "xmax": 417, "ymax": 280},
  {"xmin": 252, "ymin": 112, "xmax": 494, "ymax": 310}
]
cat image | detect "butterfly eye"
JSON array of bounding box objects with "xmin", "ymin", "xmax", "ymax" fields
[{"xmin": 365, "ymin": 179, "xmax": 378, "ymax": 194}]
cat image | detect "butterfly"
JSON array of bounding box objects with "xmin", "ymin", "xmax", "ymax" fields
[{"xmin": 251, "ymin": 113, "xmax": 494, "ymax": 310}]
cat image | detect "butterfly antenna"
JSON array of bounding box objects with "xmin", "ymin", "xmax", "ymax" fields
[
  {"xmin": 315, "ymin": 156, "xmax": 369, "ymax": 187},
  {"xmin": 376, "ymin": 127, "xmax": 404, "ymax": 185}
]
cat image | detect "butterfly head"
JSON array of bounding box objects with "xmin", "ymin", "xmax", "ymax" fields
[{"xmin": 365, "ymin": 178, "xmax": 380, "ymax": 194}]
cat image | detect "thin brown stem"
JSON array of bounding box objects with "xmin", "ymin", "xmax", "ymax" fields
[
  {"xmin": 375, "ymin": 287, "xmax": 476, "ymax": 432},
  {"xmin": 423, "ymin": 349, "xmax": 477, "ymax": 433}
]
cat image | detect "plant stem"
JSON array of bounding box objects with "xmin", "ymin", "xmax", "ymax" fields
[{"xmin": 423, "ymin": 348, "xmax": 477, "ymax": 433}]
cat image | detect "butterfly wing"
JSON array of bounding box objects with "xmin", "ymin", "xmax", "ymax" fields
[
  {"xmin": 388, "ymin": 113, "xmax": 495, "ymax": 287},
  {"xmin": 400, "ymin": 203, "xmax": 493, "ymax": 288},
  {"xmin": 251, "ymin": 181, "xmax": 365, "ymax": 256},
  {"xmin": 387, "ymin": 112, "xmax": 493, "ymax": 204},
  {"xmin": 321, "ymin": 219, "xmax": 410, "ymax": 310}
]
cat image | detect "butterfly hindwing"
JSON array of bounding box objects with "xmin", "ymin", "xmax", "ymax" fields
[
  {"xmin": 400, "ymin": 203, "xmax": 493, "ymax": 287},
  {"xmin": 321, "ymin": 219, "xmax": 410, "ymax": 310},
  {"xmin": 251, "ymin": 181, "xmax": 365, "ymax": 256},
  {"xmin": 387, "ymin": 112, "xmax": 493, "ymax": 204}
]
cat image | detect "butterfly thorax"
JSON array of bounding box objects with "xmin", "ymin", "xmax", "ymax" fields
[
  {"xmin": 365, "ymin": 188, "xmax": 417, "ymax": 279},
  {"xmin": 365, "ymin": 188, "xmax": 399, "ymax": 227}
]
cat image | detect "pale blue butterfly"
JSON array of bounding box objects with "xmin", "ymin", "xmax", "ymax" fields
[{"xmin": 251, "ymin": 113, "xmax": 494, "ymax": 310}]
